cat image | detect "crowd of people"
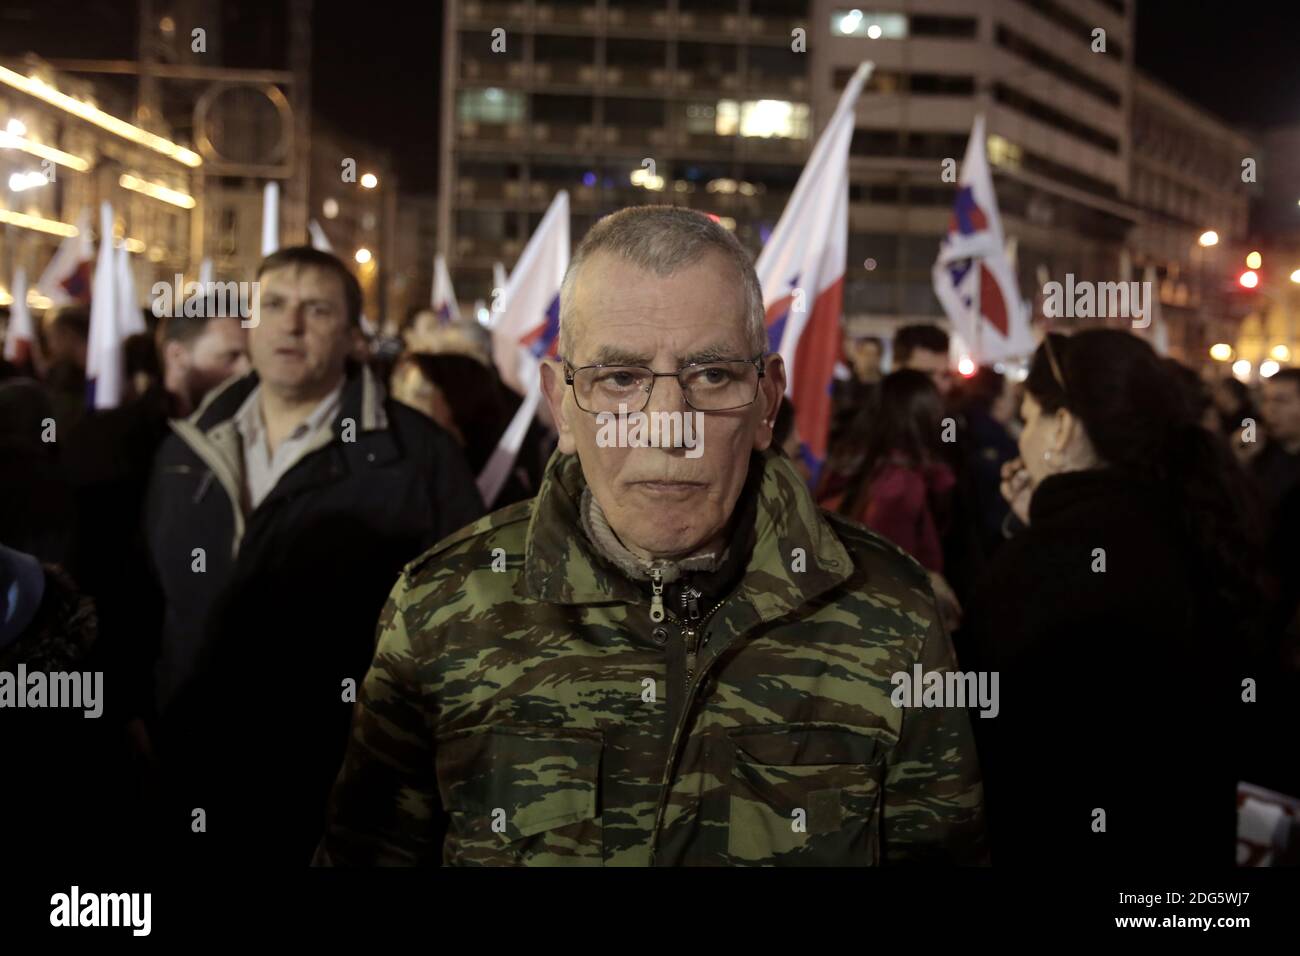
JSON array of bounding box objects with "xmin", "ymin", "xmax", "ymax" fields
[{"xmin": 1, "ymin": 214, "xmax": 1298, "ymax": 866}]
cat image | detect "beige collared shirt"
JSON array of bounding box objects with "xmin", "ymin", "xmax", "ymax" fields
[{"xmin": 233, "ymin": 381, "xmax": 345, "ymax": 512}]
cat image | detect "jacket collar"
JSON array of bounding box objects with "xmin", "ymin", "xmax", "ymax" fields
[
  {"xmin": 168, "ymin": 362, "xmax": 391, "ymax": 557},
  {"xmin": 523, "ymin": 448, "xmax": 852, "ymax": 627},
  {"xmin": 186, "ymin": 360, "xmax": 387, "ymax": 436}
]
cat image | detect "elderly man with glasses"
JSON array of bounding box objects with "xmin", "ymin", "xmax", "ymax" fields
[{"xmin": 316, "ymin": 206, "xmax": 985, "ymax": 867}]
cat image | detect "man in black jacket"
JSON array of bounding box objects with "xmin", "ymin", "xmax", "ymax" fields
[{"xmin": 144, "ymin": 247, "xmax": 482, "ymax": 864}]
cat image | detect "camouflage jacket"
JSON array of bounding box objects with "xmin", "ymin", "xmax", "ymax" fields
[{"xmin": 316, "ymin": 449, "xmax": 985, "ymax": 866}]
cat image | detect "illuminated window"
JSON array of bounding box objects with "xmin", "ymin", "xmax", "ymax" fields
[
  {"xmin": 986, "ymin": 134, "xmax": 1022, "ymax": 170},
  {"xmin": 715, "ymin": 99, "xmax": 810, "ymax": 139},
  {"xmin": 457, "ymin": 88, "xmax": 525, "ymax": 124},
  {"xmin": 831, "ymin": 10, "xmax": 908, "ymax": 38}
]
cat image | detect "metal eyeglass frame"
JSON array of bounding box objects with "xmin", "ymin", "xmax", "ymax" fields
[{"xmin": 563, "ymin": 353, "xmax": 767, "ymax": 413}]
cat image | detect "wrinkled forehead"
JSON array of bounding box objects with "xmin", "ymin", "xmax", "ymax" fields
[{"xmin": 566, "ymin": 249, "xmax": 751, "ymax": 366}]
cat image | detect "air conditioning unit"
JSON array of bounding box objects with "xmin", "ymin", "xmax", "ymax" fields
[
  {"xmin": 650, "ymin": 69, "xmax": 669, "ymax": 86},
  {"xmin": 723, "ymin": 15, "xmax": 741, "ymax": 31},
  {"xmin": 530, "ymin": 123, "xmax": 549, "ymax": 140},
  {"xmin": 536, "ymin": 6, "xmax": 553, "ymax": 23},
  {"xmin": 534, "ymin": 63, "xmax": 551, "ymax": 81},
  {"xmin": 460, "ymin": 121, "xmax": 480, "ymax": 137},
  {"xmin": 506, "ymin": 123, "xmax": 526, "ymax": 140},
  {"xmin": 604, "ymin": 127, "xmax": 620, "ymax": 144},
  {"xmin": 606, "ymin": 67, "xmax": 623, "ymax": 84},
  {"xmin": 652, "ymin": 12, "xmax": 669, "ymax": 27},
  {"xmin": 509, "ymin": 62, "xmax": 527, "ymax": 80},
  {"xmin": 679, "ymin": 13, "xmax": 695, "ymax": 29},
  {"xmin": 457, "ymin": 180, "xmax": 476, "ymax": 198},
  {"xmin": 505, "ymin": 181, "xmax": 524, "ymax": 199},
  {"xmin": 649, "ymin": 129, "xmax": 667, "ymax": 146},
  {"xmin": 579, "ymin": 65, "xmax": 596, "ymax": 83},
  {"xmin": 605, "ymin": 9, "xmax": 621, "ymax": 25},
  {"xmin": 529, "ymin": 182, "xmax": 547, "ymax": 199}
]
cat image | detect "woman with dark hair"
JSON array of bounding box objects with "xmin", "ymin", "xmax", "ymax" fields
[
  {"xmin": 967, "ymin": 329, "xmax": 1264, "ymax": 867},
  {"xmin": 819, "ymin": 370, "xmax": 961, "ymax": 630},
  {"xmin": 390, "ymin": 352, "xmax": 507, "ymax": 470},
  {"xmin": 390, "ymin": 351, "xmax": 550, "ymax": 507}
]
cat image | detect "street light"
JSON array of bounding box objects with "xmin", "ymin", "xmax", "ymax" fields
[
  {"xmin": 1239, "ymin": 270, "xmax": 1260, "ymax": 289},
  {"xmin": 1246, "ymin": 251, "xmax": 1262, "ymax": 269},
  {"xmin": 360, "ymin": 173, "xmax": 378, "ymax": 189},
  {"xmin": 1261, "ymin": 361, "xmax": 1280, "ymax": 378},
  {"xmin": 1271, "ymin": 344, "xmax": 1292, "ymax": 362},
  {"xmin": 1198, "ymin": 230, "xmax": 1219, "ymax": 247},
  {"xmin": 355, "ymin": 248, "xmax": 372, "ymax": 264},
  {"xmin": 1210, "ymin": 343, "xmax": 1233, "ymax": 361},
  {"xmin": 1232, "ymin": 359, "xmax": 1252, "ymax": 379}
]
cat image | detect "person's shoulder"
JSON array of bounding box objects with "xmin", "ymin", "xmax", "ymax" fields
[
  {"xmin": 821, "ymin": 508, "xmax": 932, "ymax": 599},
  {"xmin": 382, "ymin": 397, "xmax": 456, "ymax": 448},
  {"xmin": 401, "ymin": 496, "xmax": 535, "ymax": 587}
]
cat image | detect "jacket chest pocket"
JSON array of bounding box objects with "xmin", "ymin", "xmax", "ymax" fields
[
  {"xmin": 435, "ymin": 726, "xmax": 604, "ymax": 866},
  {"xmin": 726, "ymin": 725, "xmax": 885, "ymax": 866}
]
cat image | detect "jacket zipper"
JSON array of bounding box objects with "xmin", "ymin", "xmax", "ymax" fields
[{"xmin": 646, "ymin": 573, "xmax": 727, "ymax": 865}]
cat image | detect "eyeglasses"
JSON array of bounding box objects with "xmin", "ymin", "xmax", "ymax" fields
[{"xmin": 564, "ymin": 354, "xmax": 766, "ymax": 414}]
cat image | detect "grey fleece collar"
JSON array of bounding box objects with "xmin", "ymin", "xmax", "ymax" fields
[{"xmin": 579, "ymin": 487, "xmax": 727, "ymax": 583}]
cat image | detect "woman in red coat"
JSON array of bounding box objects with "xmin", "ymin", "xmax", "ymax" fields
[{"xmin": 819, "ymin": 369, "xmax": 960, "ymax": 629}]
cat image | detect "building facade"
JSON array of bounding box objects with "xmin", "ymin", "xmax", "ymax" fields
[{"xmin": 1128, "ymin": 72, "xmax": 1256, "ymax": 365}]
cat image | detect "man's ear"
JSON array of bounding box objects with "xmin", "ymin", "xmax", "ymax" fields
[
  {"xmin": 540, "ymin": 360, "xmax": 577, "ymax": 454},
  {"xmin": 753, "ymin": 354, "xmax": 787, "ymax": 452}
]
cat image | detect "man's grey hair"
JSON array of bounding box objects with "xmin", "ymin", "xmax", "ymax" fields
[{"xmin": 558, "ymin": 205, "xmax": 766, "ymax": 361}]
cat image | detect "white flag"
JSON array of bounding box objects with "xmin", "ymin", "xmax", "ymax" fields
[
  {"xmin": 308, "ymin": 219, "xmax": 333, "ymax": 253},
  {"xmin": 932, "ymin": 114, "xmax": 1035, "ymax": 363},
  {"xmin": 488, "ymin": 190, "xmax": 569, "ymax": 395},
  {"xmin": 3, "ymin": 267, "xmax": 38, "ymax": 366},
  {"xmin": 35, "ymin": 207, "xmax": 94, "ymax": 306},
  {"xmin": 86, "ymin": 202, "xmax": 125, "ymax": 409},
  {"xmin": 478, "ymin": 191, "xmax": 569, "ymax": 506},
  {"xmin": 262, "ymin": 182, "xmax": 280, "ymax": 257},
  {"xmin": 116, "ymin": 244, "xmax": 145, "ymax": 338},
  {"xmin": 755, "ymin": 60, "xmax": 870, "ymax": 469},
  {"xmin": 432, "ymin": 253, "xmax": 461, "ymax": 323}
]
